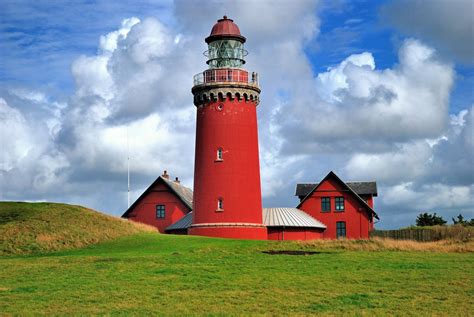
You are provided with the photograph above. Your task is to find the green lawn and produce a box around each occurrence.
[0,233,473,315]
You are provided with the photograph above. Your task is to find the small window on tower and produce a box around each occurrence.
[217,198,224,211]
[216,148,223,161]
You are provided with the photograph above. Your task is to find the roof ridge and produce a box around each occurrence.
[162,176,193,191]
[296,181,377,184]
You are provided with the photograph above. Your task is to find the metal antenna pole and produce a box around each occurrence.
[127,127,130,208]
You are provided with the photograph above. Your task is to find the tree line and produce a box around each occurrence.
[416,212,474,227]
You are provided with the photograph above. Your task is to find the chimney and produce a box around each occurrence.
[174,177,180,184]
[162,170,169,179]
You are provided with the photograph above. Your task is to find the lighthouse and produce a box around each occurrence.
[189,16,267,239]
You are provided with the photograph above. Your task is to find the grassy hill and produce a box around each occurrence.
[0,202,154,255]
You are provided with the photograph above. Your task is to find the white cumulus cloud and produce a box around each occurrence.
[279,39,455,154]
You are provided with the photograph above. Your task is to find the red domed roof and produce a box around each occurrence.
[205,16,246,44]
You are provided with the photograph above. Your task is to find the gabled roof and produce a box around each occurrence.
[295,182,377,197]
[263,208,326,229]
[122,176,193,218]
[296,171,379,220]
[165,212,193,232]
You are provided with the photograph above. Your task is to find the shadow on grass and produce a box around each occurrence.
[262,250,329,256]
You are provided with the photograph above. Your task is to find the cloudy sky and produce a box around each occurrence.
[0,0,472,228]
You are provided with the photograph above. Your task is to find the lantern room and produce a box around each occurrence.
[193,16,258,87]
[204,16,247,68]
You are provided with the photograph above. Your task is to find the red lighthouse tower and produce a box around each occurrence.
[189,16,266,239]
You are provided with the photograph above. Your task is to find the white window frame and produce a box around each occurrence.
[217,198,224,211]
[216,148,223,161]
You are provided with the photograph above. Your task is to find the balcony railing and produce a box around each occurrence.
[193,68,259,86]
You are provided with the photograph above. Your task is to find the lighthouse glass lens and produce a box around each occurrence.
[207,40,245,68]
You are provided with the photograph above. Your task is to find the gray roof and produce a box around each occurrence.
[263,208,326,228]
[165,212,193,232]
[295,181,377,197]
[165,208,327,232]
[162,177,193,210]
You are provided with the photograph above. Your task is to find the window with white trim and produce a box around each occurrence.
[217,148,223,161]
[217,198,224,210]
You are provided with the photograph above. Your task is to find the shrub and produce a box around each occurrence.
[416,212,447,226]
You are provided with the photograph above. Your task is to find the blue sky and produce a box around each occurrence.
[1,0,473,228]
[0,1,173,94]
[312,0,397,71]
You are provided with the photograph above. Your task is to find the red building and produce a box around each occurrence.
[189,16,266,239]
[122,171,192,233]
[296,171,379,239]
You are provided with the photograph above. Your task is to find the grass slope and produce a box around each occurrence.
[1,233,473,315]
[0,202,153,255]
